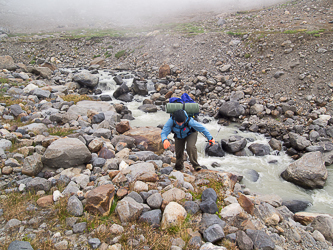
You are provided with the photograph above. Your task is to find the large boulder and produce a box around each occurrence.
[113,83,130,99]
[205,143,225,157]
[67,100,116,117]
[124,127,163,154]
[0,55,17,70]
[221,135,247,153]
[248,143,270,156]
[218,101,245,117]
[73,71,99,88]
[132,80,148,96]
[31,67,53,79]
[281,151,327,189]
[42,138,92,169]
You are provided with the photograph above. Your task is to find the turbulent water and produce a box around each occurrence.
[96,70,333,214]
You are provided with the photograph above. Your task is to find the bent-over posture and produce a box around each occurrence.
[161,109,215,171]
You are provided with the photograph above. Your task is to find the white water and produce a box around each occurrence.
[95,70,333,214]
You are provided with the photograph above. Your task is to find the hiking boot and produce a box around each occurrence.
[194,165,202,171]
[175,165,184,171]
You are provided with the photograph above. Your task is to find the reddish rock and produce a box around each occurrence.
[117,187,128,198]
[238,193,254,215]
[108,170,120,179]
[37,195,54,207]
[2,166,13,175]
[98,147,115,159]
[90,57,105,67]
[116,120,131,134]
[165,91,173,99]
[124,126,163,154]
[137,172,159,182]
[159,64,171,78]
[85,184,115,216]
[41,62,57,71]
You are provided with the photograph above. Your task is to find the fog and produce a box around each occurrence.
[0,0,288,33]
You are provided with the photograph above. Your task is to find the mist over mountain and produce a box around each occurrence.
[0,0,288,33]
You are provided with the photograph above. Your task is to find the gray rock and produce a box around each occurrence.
[246,229,275,250]
[230,91,244,101]
[245,169,260,182]
[26,177,51,192]
[274,71,284,78]
[31,88,51,98]
[92,157,106,168]
[250,104,264,115]
[100,94,112,101]
[113,75,123,85]
[310,215,333,243]
[9,104,23,117]
[205,143,225,157]
[113,83,130,99]
[42,138,92,169]
[188,236,202,249]
[248,143,270,156]
[289,132,311,151]
[139,209,162,228]
[93,128,112,139]
[116,196,144,223]
[281,151,327,189]
[236,230,253,250]
[282,200,310,213]
[67,195,84,216]
[219,101,245,117]
[147,192,162,209]
[22,153,43,176]
[111,135,136,148]
[19,123,48,134]
[184,201,200,215]
[5,218,21,230]
[133,80,148,96]
[203,224,225,243]
[0,139,12,150]
[128,191,144,203]
[31,67,52,79]
[73,71,99,88]
[88,238,101,249]
[8,240,33,250]
[62,181,80,196]
[199,213,226,234]
[221,136,247,153]
[73,222,87,233]
[200,199,219,214]
[138,104,158,113]
[160,166,173,175]
[92,113,105,124]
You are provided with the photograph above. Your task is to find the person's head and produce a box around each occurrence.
[173,109,186,125]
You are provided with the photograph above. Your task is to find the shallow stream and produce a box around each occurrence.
[94,70,333,214]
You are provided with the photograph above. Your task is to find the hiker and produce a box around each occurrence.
[161,109,215,171]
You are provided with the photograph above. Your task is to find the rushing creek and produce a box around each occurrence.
[89,70,333,214]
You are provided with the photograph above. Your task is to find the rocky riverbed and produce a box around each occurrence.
[0,0,333,249]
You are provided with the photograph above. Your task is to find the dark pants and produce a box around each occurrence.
[175,132,200,169]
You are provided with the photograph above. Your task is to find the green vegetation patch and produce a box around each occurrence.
[115,50,127,59]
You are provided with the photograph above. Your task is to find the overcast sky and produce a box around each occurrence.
[0,0,288,32]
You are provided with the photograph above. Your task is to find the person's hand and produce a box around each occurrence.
[209,139,216,146]
[163,140,171,149]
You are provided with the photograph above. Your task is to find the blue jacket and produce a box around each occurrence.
[161,111,213,142]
